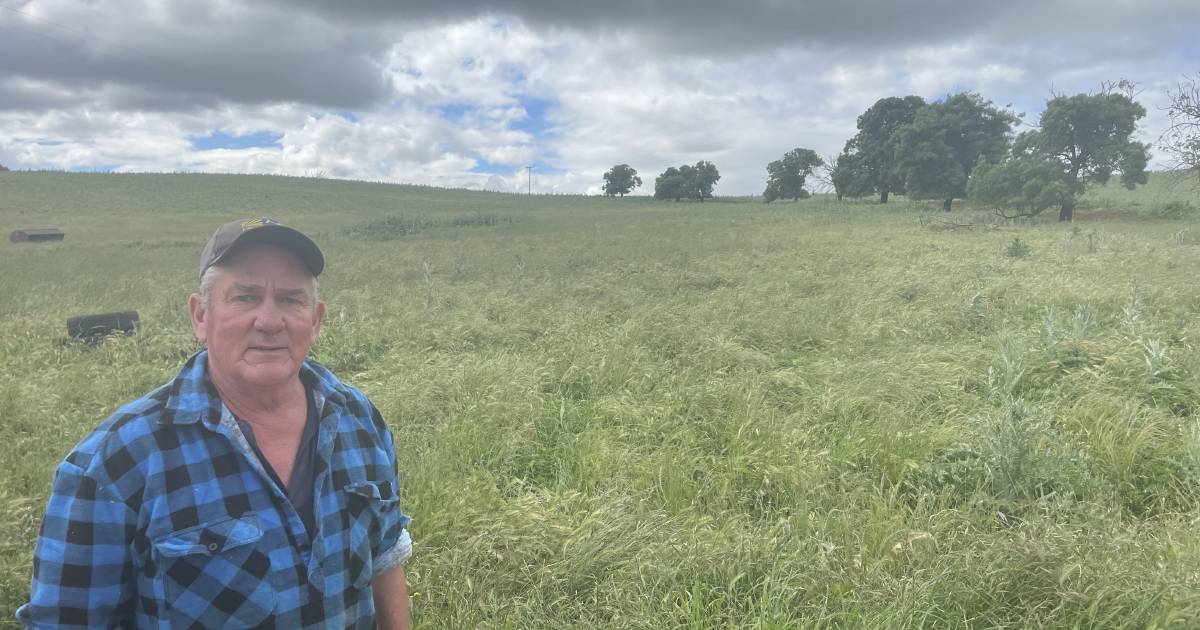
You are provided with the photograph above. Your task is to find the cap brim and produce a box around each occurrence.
[213,224,325,277]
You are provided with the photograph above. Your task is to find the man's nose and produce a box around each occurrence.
[253,299,286,332]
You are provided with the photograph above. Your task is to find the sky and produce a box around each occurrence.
[0,0,1197,195]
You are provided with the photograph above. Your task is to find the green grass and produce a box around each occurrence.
[2,170,1200,627]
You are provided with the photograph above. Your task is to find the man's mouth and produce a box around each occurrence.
[249,345,287,352]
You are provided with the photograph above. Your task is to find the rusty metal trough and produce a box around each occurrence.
[10,228,65,243]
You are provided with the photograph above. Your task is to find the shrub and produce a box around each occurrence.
[1004,237,1032,258]
[343,213,514,239]
[1151,200,1196,220]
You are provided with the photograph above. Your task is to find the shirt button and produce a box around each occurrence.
[207,542,220,552]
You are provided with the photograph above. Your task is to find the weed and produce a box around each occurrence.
[1004,237,1031,258]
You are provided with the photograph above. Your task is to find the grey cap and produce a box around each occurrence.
[198,218,324,281]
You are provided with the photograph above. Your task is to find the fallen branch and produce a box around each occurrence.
[920,215,976,231]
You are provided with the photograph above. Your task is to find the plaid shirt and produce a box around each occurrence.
[17,350,411,629]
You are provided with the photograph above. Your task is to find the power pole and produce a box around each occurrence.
[525,165,533,195]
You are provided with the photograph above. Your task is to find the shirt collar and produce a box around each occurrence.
[161,349,344,425]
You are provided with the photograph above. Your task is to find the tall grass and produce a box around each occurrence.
[1,171,1199,627]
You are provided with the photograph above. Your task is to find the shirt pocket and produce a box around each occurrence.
[151,514,276,628]
[343,481,400,589]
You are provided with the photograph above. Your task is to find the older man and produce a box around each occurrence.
[18,218,412,629]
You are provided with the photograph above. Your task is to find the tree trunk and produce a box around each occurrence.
[1061,166,1082,222]
[1059,198,1075,222]
[880,189,890,204]
[943,198,953,212]
[836,193,843,201]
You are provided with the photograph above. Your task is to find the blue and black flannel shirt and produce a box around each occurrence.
[17,350,412,629]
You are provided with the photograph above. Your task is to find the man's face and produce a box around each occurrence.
[189,245,325,390]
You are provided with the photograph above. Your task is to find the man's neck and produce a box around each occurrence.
[207,358,307,432]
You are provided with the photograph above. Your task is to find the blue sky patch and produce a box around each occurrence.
[436,96,562,176]
[438,103,474,121]
[190,130,283,151]
[501,63,527,85]
[512,97,556,136]
[470,158,564,176]
[529,159,564,175]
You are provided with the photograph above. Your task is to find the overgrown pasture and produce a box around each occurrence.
[2,171,1200,627]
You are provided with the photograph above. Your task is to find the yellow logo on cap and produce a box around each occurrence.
[240,218,279,230]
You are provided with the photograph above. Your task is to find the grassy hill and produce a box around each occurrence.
[1,171,1199,627]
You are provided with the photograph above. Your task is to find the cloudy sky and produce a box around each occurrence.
[1,0,1197,195]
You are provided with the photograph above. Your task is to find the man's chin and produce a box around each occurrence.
[237,359,300,385]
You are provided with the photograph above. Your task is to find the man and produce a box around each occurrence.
[18,218,412,629]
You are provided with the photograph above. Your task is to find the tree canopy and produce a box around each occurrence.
[602,164,642,197]
[763,148,823,202]
[894,92,1018,211]
[654,166,687,201]
[968,147,1071,219]
[831,151,871,201]
[835,95,926,203]
[1026,86,1149,220]
[654,161,720,202]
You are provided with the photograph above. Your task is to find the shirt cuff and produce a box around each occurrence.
[373,528,412,576]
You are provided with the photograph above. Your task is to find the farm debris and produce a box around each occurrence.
[10,228,65,243]
[67,310,140,341]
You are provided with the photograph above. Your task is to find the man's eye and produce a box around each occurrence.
[282,296,302,304]
[233,295,259,303]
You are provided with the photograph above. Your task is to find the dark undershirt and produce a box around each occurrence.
[235,385,320,538]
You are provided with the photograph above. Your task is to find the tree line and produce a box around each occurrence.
[827,83,1151,221]
[602,160,722,201]
[601,75,1200,221]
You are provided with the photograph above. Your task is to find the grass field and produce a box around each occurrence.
[2,170,1200,628]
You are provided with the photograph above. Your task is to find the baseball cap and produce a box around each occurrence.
[198,218,324,281]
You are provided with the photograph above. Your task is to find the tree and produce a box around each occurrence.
[836,96,926,203]
[763,148,823,202]
[0,164,8,172]
[894,92,1019,211]
[656,161,720,201]
[831,151,871,201]
[968,143,1072,219]
[654,166,686,201]
[1161,74,1200,182]
[602,163,642,197]
[1026,84,1150,221]
[690,160,720,201]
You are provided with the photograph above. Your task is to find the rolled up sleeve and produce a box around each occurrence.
[373,528,412,576]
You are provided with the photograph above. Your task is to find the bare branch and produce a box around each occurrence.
[1159,73,1200,183]
[808,153,838,194]
[920,215,976,231]
[992,207,1047,220]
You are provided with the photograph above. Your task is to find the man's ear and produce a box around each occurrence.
[311,300,326,342]
[188,293,208,344]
